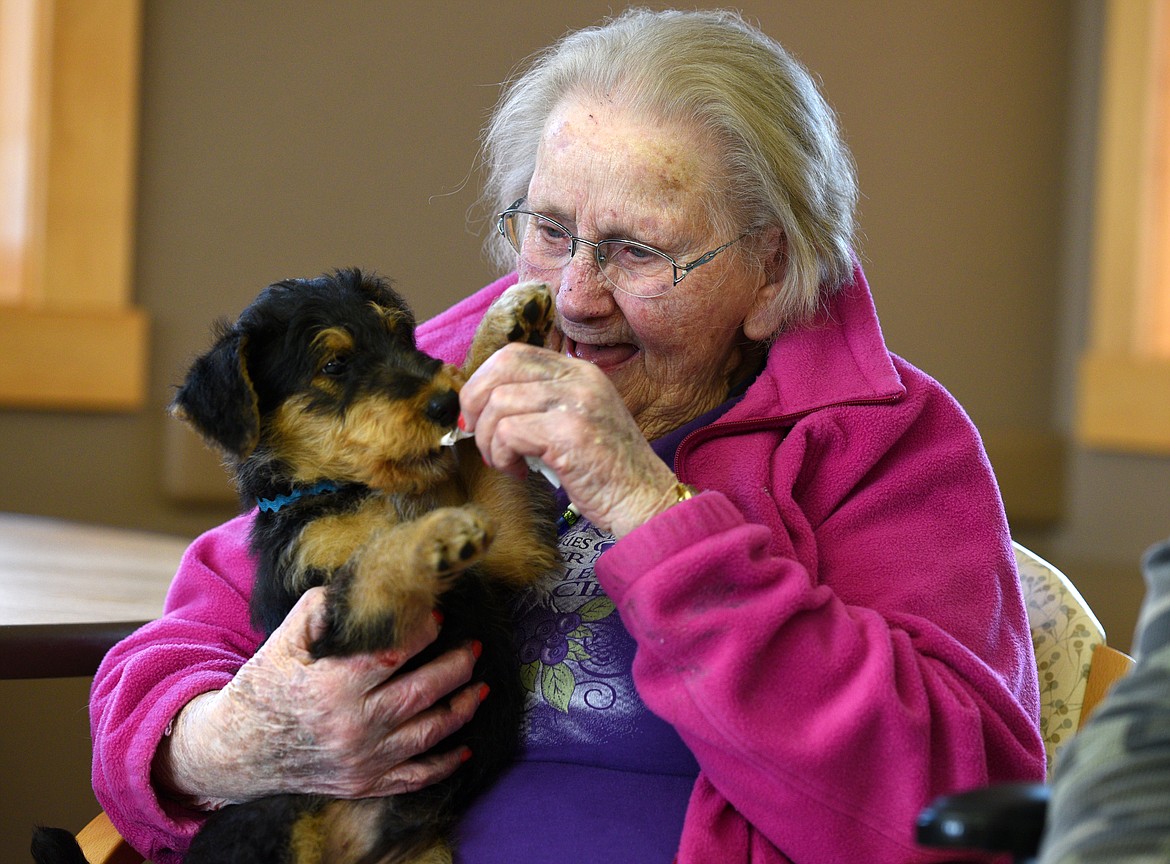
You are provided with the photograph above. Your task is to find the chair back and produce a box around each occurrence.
[1014,542,1108,772]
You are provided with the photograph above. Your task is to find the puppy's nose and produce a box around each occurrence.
[425,389,460,427]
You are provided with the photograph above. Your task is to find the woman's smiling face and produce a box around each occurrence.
[520,97,774,440]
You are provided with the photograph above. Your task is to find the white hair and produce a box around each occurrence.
[479,7,859,329]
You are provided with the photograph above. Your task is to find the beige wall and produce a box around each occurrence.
[0,1,1081,535]
[5,2,1170,858]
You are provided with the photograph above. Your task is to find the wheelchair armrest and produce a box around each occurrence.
[916,782,1049,861]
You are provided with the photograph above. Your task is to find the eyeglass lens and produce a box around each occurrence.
[502,211,676,298]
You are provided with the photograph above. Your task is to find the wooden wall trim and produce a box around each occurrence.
[0,0,145,412]
[0,306,147,410]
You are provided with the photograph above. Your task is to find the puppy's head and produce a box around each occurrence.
[172,269,464,496]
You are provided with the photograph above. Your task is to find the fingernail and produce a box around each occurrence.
[470,639,483,660]
[432,609,444,626]
[457,413,466,431]
[460,747,473,763]
[478,684,491,703]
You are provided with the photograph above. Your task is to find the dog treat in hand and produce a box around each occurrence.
[439,427,562,488]
[439,428,470,447]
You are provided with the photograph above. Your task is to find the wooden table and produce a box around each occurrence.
[0,513,191,678]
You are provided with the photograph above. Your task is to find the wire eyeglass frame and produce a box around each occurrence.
[497,198,745,298]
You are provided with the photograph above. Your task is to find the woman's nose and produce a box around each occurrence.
[554,253,616,322]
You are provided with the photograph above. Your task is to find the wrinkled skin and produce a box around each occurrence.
[154,587,484,807]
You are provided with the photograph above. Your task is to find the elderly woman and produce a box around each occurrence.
[90,8,1044,863]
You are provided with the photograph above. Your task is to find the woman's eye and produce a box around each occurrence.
[322,357,348,377]
[606,241,658,269]
[537,223,568,243]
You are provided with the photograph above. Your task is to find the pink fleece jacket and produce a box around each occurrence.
[90,266,1043,863]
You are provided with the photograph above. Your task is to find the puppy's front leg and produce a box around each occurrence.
[462,281,553,375]
[309,506,494,657]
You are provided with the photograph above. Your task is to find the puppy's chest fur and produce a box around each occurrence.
[249,444,553,654]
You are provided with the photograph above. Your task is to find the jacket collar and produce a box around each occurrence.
[722,262,905,426]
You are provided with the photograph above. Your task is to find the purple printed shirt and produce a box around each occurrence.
[455,406,737,862]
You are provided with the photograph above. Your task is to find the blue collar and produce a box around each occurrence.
[257,480,340,513]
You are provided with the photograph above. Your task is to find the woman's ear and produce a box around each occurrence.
[743,228,786,341]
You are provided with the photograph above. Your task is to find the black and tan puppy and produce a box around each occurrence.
[173,269,557,864]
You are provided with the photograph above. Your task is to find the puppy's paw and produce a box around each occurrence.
[464,281,553,373]
[418,505,494,578]
[501,280,554,347]
[311,508,493,657]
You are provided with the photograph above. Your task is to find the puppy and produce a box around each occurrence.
[171,271,556,863]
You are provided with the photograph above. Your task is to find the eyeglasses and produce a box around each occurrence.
[496,198,745,299]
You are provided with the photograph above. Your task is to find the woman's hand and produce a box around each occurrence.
[153,586,484,809]
[458,343,681,538]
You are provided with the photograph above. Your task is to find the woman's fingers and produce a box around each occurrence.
[362,680,486,797]
[461,344,601,467]
[191,590,483,801]
[459,343,566,472]
[373,740,473,796]
[264,584,330,665]
[309,644,484,799]
[459,342,678,536]
[367,639,481,727]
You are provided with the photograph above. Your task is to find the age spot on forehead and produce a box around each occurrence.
[637,144,697,193]
[579,114,701,183]
[536,98,719,231]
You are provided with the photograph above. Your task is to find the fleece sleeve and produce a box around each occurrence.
[596,391,1045,863]
[89,514,263,864]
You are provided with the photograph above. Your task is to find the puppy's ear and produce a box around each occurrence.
[170,324,260,459]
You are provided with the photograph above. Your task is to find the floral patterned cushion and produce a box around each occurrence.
[1014,541,1106,773]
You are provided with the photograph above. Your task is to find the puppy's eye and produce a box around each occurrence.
[321,356,349,377]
